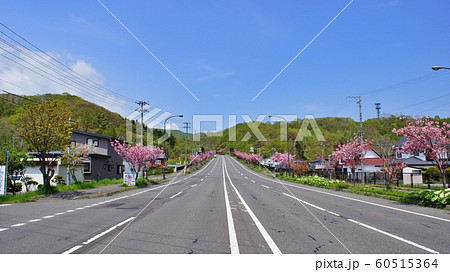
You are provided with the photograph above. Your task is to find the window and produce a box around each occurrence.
[87,138,93,145]
[108,164,114,171]
[82,162,91,174]
[117,165,123,174]
[71,140,76,146]
[93,140,99,147]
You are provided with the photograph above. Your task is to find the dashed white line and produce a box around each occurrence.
[251,180,256,183]
[66,210,75,213]
[54,212,65,216]
[245,177,248,179]
[0,228,8,232]
[347,219,439,254]
[261,185,270,189]
[62,245,83,254]
[82,217,135,246]
[75,207,84,210]
[191,184,197,188]
[28,219,42,223]
[11,223,26,227]
[169,192,183,199]
[42,215,55,219]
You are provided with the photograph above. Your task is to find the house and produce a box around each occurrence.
[394,136,438,169]
[70,130,124,181]
[339,144,384,174]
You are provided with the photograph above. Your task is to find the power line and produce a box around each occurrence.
[0,22,136,103]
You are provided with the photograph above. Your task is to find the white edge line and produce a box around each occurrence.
[224,159,282,254]
[231,156,450,224]
[222,157,240,254]
[347,219,440,254]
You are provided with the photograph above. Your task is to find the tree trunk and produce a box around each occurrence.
[443,172,447,189]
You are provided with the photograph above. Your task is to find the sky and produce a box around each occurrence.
[0,0,449,132]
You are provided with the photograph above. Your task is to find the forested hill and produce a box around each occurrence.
[1,92,448,160]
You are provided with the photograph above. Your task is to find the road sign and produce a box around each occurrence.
[0,166,6,196]
[123,172,136,186]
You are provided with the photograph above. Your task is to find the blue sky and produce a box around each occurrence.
[0,0,449,132]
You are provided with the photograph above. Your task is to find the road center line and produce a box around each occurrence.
[224,159,282,254]
[28,219,42,222]
[62,245,83,254]
[11,223,26,227]
[0,228,7,232]
[222,157,240,254]
[261,185,270,189]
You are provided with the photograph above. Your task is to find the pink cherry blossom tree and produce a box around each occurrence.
[235,150,262,165]
[382,159,406,190]
[111,140,164,178]
[270,152,294,171]
[393,117,450,188]
[332,137,368,182]
[189,150,216,165]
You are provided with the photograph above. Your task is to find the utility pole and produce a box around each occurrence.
[135,101,149,145]
[375,102,381,119]
[349,96,363,143]
[183,122,191,174]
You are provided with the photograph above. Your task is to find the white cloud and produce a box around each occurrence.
[70,60,104,85]
[0,46,131,116]
[165,122,180,131]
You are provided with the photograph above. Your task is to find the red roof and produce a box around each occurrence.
[363,158,384,165]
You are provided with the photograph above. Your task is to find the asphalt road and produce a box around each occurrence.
[0,155,449,254]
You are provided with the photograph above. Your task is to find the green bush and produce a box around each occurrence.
[294,175,348,189]
[413,188,450,208]
[135,178,151,187]
[52,175,65,185]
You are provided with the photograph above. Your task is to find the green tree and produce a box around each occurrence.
[18,99,72,188]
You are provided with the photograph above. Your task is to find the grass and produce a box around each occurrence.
[234,156,447,209]
[0,178,123,204]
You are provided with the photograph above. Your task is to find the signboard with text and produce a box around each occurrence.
[123,172,136,186]
[0,166,6,196]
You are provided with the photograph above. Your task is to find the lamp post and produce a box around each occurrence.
[269,115,290,175]
[163,114,183,180]
[432,66,450,71]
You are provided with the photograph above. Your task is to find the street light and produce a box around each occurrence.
[163,114,183,180]
[269,115,291,175]
[432,66,450,71]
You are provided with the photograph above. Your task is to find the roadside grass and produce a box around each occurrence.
[0,178,122,204]
[234,157,449,209]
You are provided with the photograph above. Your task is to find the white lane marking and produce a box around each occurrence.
[28,219,42,223]
[224,160,282,254]
[83,206,92,208]
[82,217,135,246]
[42,215,55,219]
[54,212,65,216]
[11,223,26,227]
[231,156,450,224]
[251,180,256,183]
[201,179,204,181]
[283,193,327,212]
[76,208,84,210]
[261,185,270,189]
[0,228,7,232]
[282,193,438,253]
[66,210,75,213]
[191,184,197,188]
[347,219,439,254]
[245,177,248,179]
[169,192,183,199]
[222,158,240,254]
[131,191,145,196]
[62,245,83,254]
[0,204,12,207]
